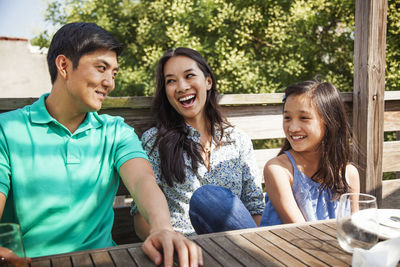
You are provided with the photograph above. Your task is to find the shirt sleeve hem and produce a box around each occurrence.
[116,152,149,172]
[0,184,9,198]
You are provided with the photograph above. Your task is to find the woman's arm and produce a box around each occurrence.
[236,129,265,222]
[252,215,262,226]
[264,157,306,224]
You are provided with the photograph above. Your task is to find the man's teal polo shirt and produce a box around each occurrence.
[0,94,148,257]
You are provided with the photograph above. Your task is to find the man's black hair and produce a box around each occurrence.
[47,22,123,84]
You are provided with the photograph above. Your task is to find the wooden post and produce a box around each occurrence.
[397,131,400,179]
[353,0,388,206]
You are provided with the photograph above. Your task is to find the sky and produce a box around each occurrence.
[0,0,56,40]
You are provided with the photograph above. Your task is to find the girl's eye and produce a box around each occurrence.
[166,79,175,84]
[98,66,106,72]
[301,116,310,120]
[283,116,290,120]
[186,73,195,78]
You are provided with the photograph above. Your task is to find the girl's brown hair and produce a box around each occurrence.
[280,80,351,199]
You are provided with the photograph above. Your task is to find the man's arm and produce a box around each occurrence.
[0,193,32,265]
[0,193,6,219]
[133,213,150,241]
[119,158,202,267]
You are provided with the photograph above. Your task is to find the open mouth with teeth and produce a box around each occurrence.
[291,135,306,140]
[179,94,196,108]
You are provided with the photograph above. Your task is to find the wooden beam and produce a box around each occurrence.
[353,0,388,205]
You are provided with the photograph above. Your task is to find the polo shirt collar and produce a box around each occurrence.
[30,93,103,134]
[30,93,54,124]
[75,112,103,134]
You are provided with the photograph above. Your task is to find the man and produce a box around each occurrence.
[0,22,202,267]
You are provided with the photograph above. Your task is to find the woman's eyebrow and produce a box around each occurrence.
[165,68,195,78]
[183,68,195,73]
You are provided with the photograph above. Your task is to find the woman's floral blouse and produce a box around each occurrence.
[131,125,264,236]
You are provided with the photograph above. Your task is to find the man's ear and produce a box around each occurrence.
[55,55,70,80]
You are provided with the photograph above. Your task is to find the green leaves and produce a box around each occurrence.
[386,0,400,91]
[35,0,399,95]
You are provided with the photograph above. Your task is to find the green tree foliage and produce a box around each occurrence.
[386,0,400,91]
[31,0,399,96]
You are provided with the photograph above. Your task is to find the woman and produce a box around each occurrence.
[131,47,264,239]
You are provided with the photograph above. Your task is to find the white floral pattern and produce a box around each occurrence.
[131,125,265,236]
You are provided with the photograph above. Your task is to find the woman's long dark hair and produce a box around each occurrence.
[151,47,231,186]
[279,80,352,199]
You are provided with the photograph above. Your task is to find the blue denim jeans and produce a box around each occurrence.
[189,184,257,234]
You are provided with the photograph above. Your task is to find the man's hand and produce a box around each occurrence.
[141,228,203,267]
[0,247,31,267]
[119,160,202,266]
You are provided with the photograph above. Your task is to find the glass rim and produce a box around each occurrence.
[340,192,377,202]
[0,223,21,237]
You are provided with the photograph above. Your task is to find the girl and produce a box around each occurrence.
[131,47,264,238]
[260,80,360,226]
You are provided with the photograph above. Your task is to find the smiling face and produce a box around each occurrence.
[163,56,212,126]
[283,93,326,153]
[64,48,118,113]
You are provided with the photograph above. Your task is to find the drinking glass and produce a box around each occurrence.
[0,223,27,267]
[336,193,379,253]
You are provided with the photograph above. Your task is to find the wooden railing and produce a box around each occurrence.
[97,92,400,178]
[3,92,399,190]
[1,92,399,244]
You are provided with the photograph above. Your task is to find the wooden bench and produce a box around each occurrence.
[1,92,400,244]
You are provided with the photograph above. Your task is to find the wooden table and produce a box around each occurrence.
[30,220,354,266]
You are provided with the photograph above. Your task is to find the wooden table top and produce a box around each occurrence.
[30,220,353,267]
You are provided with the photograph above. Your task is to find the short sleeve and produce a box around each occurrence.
[0,123,11,197]
[113,119,149,172]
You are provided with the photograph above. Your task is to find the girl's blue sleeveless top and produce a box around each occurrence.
[260,151,339,226]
